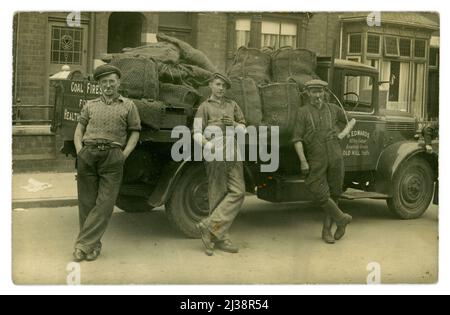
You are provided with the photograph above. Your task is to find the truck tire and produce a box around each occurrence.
[165,164,210,238]
[115,194,154,213]
[387,157,434,219]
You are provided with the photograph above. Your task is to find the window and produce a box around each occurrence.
[367,34,381,55]
[158,13,194,45]
[235,18,251,49]
[380,61,410,112]
[415,39,426,58]
[429,48,439,67]
[343,74,374,113]
[412,63,426,117]
[365,59,380,86]
[348,34,362,54]
[261,21,297,49]
[384,36,399,57]
[399,38,412,57]
[50,26,83,64]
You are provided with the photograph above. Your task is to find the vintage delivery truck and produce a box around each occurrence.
[51,57,438,238]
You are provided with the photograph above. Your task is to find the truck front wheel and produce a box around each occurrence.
[165,164,210,238]
[387,157,434,219]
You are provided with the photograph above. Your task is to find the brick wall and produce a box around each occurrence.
[195,13,229,72]
[305,13,341,57]
[14,13,48,106]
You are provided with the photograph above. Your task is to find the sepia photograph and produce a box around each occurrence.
[10,10,439,286]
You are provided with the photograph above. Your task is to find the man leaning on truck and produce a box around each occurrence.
[72,64,141,262]
[293,79,355,244]
[193,72,247,256]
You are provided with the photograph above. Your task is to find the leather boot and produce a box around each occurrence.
[196,222,215,256]
[321,198,352,229]
[321,214,335,244]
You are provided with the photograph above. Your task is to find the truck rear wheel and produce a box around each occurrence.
[115,194,154,213]
[387,157,434,219]
[165,164,209,238]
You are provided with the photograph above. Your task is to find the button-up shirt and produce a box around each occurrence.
[193,97,246,135]
[79,95,141,146]
[292,102,347,146]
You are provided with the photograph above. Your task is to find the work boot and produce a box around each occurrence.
[196,222,215,256]
[215,239,239,253]
[72,249,86,262]
[321,214,335,244]
[321,198,352,235]
[329,197,349,240]
[85,248,101,262]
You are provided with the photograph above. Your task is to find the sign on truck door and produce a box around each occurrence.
[338,71,384,172]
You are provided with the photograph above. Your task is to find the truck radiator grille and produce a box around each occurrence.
[386,122,416,131]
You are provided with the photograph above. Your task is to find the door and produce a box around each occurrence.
[47,21,89,76]
[338,71,384,172]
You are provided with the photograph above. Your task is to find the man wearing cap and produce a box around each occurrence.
[292,79,356,244]
[193,73,247,256]
[72,64,141,262]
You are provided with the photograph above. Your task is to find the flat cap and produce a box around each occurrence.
[209,72,231,89]
[93,64,122,81]
[304,79,328,89]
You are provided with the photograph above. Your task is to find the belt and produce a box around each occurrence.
[83,140,122,151]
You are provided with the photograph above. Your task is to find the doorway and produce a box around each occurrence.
[108,12,144,53]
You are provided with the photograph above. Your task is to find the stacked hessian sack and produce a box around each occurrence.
[226,45,319,140]
[100,33,217,131]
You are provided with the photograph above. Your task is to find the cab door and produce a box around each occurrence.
[336,71,385,172]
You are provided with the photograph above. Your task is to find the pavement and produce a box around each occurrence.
[12,200,438,284]
[11,172,438,284]
[12,172,78,209]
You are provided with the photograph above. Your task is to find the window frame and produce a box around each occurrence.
[414,39,427,60]
[50,25,84,65]
[260,20,298,49]
[384,36,400,57]
[399,38,412,58]
[348,33,363,55]
[366,33,381,56]
[429,47,439,68]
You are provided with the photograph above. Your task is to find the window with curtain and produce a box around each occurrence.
[381,60,410,112]
[261,21,297,49]
[235,18,251,49]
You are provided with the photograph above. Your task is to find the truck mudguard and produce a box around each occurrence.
[375,140,438,194]
[148,160,257,208]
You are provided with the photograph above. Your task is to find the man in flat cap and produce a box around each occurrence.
[193,73,247,256]
[72,64,141,262]
[292,79,356,244]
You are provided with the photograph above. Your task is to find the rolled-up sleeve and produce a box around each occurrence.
[127,101,141,132]
[78,101,90,126]
[292,109,307,144]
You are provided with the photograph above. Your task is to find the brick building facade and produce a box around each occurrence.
[12,12,439,172]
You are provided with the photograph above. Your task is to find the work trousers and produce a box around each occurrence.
[202,160,245,241]
[75,146,124,253]
[305,139,344,206]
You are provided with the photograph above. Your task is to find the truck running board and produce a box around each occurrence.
[341,189,389,200]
